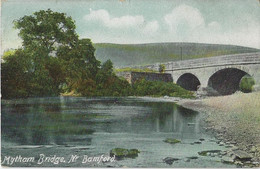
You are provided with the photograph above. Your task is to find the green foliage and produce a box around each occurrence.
[95,60,133,96]
[239,76,255,93]
[2,9,79,99]
[2,10,104,99]
[13,9,78,54]
[132,79,194,98]
[57,38,101,95]
[1,49,32,98]
[2,49,16,60]
[1,49,64,98]
[2,10,194,99]
[159,64,166,73]
[102,59,114,74]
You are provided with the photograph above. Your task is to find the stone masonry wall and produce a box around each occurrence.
[116,71,173,84]
[132,52,260,71]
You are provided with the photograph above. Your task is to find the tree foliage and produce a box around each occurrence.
[58,38,101,95]
[159,64,166,73]
[95,60,133,96]
[14,9,78,55]
[2,9,132,99]
[239,76,255,93]
[1,49,31,98]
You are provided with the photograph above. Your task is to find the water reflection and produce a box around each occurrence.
[2,97,201,146]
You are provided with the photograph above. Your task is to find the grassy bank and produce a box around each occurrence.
[61,79,195,99]
[132,79,194,98]
[179,92,260,162]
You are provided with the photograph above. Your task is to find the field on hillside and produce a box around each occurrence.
[94,42,259,67]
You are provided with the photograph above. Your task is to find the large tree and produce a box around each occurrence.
[14,9,78,55]
[2,9,131,98]
[11,9,85,97]
[2,9,80,98]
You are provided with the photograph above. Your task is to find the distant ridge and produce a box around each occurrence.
[93,42,260,68]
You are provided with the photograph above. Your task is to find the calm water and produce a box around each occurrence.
[1,97,235,167]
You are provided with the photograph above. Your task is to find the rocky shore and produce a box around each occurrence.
[178,92,260,167]
[136,92,260,167]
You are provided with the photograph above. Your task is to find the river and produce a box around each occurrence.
[1,97,236,167]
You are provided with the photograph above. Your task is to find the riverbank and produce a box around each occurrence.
[136,92,260,166]
[178,92,260,166]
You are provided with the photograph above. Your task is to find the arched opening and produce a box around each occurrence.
[208,68,253,95]
[177,73,201,91]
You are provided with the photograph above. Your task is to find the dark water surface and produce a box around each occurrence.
[1,97,235,167]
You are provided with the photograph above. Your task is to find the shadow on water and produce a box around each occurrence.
[2,98,95,146]
[2,97,201,146]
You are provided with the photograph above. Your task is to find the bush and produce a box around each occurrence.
[94,60,133,97]
[132,79,194,98]
[159,64,166,73]
[239,76,255,93]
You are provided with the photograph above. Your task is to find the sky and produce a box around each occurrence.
[1,0,260,54]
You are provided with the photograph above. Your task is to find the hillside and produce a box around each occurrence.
[93,42,260,68]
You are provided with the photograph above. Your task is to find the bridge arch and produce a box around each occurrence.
[177,73,201,91]
[207,68,253,95]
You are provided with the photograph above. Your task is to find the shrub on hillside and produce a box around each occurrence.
[159,64,166,73]
[239,76,255,93]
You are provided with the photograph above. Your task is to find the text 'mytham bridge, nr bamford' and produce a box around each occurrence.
[137,52,260,95]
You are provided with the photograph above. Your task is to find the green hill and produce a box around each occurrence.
[93,42,260,68]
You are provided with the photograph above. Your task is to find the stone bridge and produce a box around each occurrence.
[137,52,260,95]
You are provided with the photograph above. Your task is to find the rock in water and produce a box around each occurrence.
[163,157,180,165]
[184,159,190,162]
[194,141,202,144]
[187,156,199,160]
[232,150,253,161]
[219,142,225,146]
[221,156,234,164]
[234,161,243,166]
[163,138,181,144]
[198,150,221,156]
[220,151,227,156]
[110,148,140,159]
[250,146,256,153]
[225,145,233,148]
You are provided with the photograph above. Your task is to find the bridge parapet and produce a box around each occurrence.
[134,52,260,71]
[165,52,260,71]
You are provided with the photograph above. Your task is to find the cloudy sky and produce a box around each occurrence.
[1,0,260,53]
